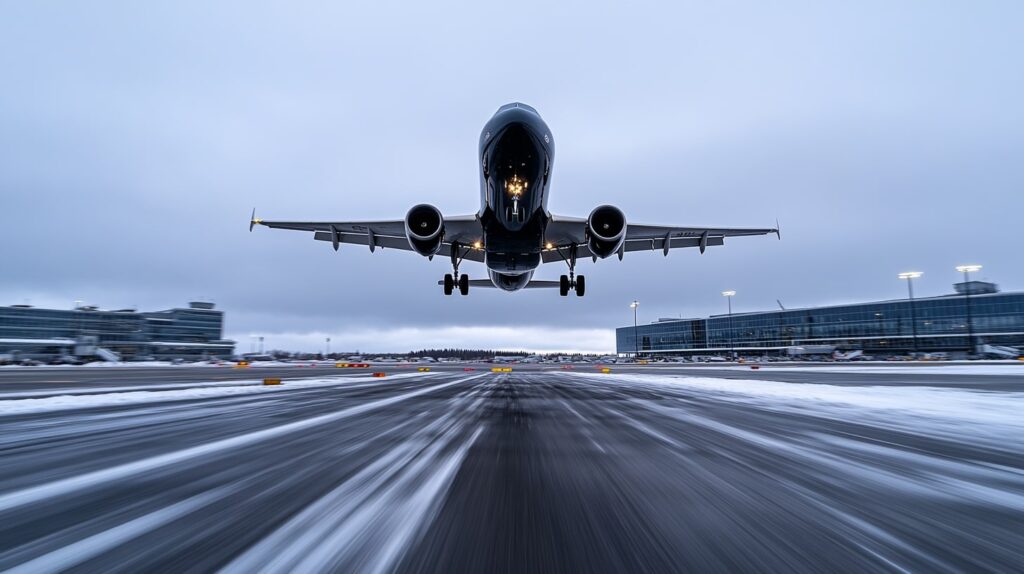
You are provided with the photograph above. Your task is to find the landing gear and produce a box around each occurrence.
[443,241,471,296]
[558,274,586,296]
[558,244,586,297]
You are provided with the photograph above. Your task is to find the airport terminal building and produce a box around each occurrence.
[0,301,235,361]
[616,281,1024,358]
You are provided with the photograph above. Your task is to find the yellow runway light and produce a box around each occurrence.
[418,367,431,372]
[263,378,281,385]
[491,367,512,373]
[600,368,612,373]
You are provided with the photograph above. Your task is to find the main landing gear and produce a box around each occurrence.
[443,273,469,296]
[558,244,586,297]
[443,242,470,296]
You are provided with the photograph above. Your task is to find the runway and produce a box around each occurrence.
[0,367,1022,572]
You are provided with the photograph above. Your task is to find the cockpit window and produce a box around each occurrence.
[486,123,544,225]
[491,125,543,202]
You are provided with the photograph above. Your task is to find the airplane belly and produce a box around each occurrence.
[488,270,534,291]
[484,251,540,274]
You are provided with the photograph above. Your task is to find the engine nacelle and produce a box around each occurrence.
[587,205,627,259]
[405,204,445,256]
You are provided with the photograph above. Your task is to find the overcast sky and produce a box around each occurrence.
[2,1,1022,353]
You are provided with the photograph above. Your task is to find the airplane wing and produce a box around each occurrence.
[250,211,485,262]
[542,215,778,263]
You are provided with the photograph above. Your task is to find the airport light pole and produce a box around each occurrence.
[630,300,640,358]
[898,272,922,357]
[722,291,736,360]
[956,265,982,355]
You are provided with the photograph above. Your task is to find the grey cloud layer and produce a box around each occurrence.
[2,1,1022,350]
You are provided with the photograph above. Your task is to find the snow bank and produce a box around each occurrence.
[724,364,1024,375]
[0,374,422,416]
[571,372,1024,445]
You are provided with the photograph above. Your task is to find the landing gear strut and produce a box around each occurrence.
[558,244,586,297]
[443,242,471,296]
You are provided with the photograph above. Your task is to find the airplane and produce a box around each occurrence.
[251,102,779,296]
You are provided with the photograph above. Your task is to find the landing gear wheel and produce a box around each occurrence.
[443,274,454,296]
[574,275,586,297]
[459,274,469,296]
[559,275,570,297]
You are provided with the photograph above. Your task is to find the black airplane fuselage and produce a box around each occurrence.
[477,103,554,291]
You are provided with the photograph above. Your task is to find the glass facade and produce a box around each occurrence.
[617,289,1024,356]
[0,302,235,360]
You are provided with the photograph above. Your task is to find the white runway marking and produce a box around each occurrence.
[0,374,484,514]
[0,377,364,399]
[224,392,488,574]
[0,374,423,414]
[3,485,234,574]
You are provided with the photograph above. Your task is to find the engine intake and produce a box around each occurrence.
[405,204,445,256]
[587,205,627,259]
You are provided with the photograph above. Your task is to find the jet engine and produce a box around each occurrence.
[587,205,627,259]
[405,204,445,256]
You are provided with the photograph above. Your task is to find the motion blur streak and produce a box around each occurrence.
[0,373,476,513]
[0,369,1022,572]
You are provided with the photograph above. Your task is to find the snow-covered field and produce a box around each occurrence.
[571,372,1024,449]
[724,364,1024,375]
[0,360,316,369]
[0,373,425,415]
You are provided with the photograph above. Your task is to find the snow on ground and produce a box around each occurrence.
[0,361,216,369]
[572,372,1024,448]
[0,374,424,416]
[0,360,396,369]
[721,364,1024,375]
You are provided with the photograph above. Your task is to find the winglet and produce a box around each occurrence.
[249,208,262,232]
[775,218,781,240]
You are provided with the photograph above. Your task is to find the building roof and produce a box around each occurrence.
[705,288,1021,320]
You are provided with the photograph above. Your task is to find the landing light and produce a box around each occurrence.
[472,241,482,249]
[506,174,527,198]
[545,242,553,250]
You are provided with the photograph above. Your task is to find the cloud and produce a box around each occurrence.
[2,1,1022,352]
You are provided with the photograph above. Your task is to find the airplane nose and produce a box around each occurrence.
[496,102,539,115]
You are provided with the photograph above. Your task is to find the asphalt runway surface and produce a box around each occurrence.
[0,366,1022,572]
